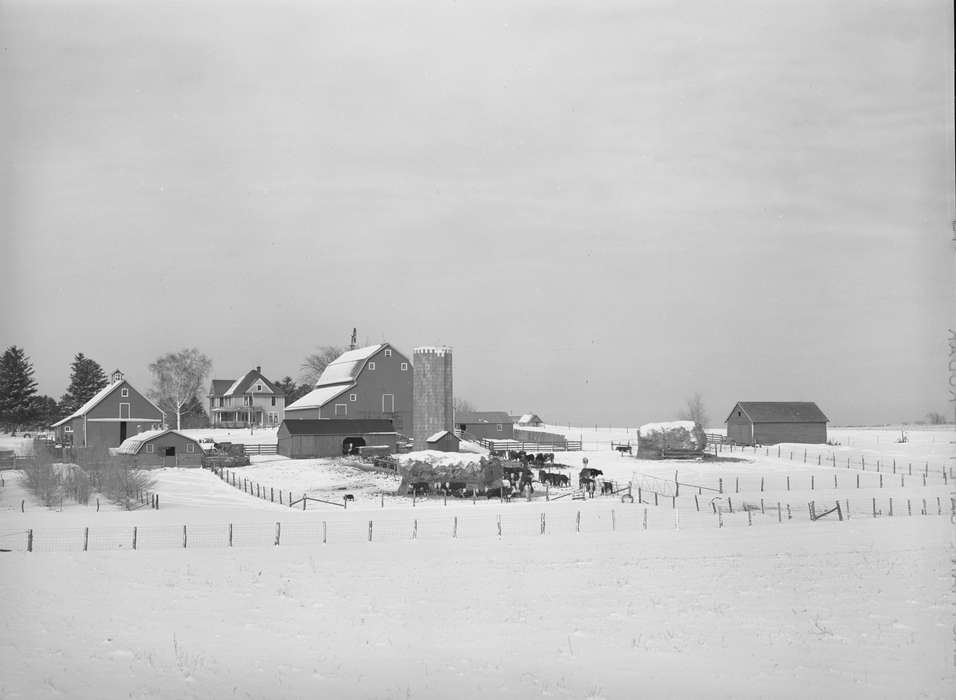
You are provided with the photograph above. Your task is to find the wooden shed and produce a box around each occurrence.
[725,402,828,446]
[114,429,204,467]
[277,419,396,459]
[425,430,460,453]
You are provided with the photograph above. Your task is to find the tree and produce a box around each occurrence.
[176,395,210,429]
[454,397,476,414]
[300,346,345,385]
[275,376,311,405]
[148,348,213,430]
[678,392,708,428]
[30,395,61,427]
[0,346,39,432]
[926,411,946,425]
[59,353,108,415]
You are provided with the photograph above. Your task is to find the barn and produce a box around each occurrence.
[725,402,828,446]
[455,411,514,441]
[114,429,204,467]
[425,430,460,453]
[277,419,397,459]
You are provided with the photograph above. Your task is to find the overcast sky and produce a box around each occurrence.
[1,0,953,427]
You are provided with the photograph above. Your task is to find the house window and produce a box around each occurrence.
[218,397,224,407]
[257,384,262,392]
[385,349,392,357]
[497,424,503,431]
[271,397,276,406]
[269,412,278,425]
[186,443,195,453]
[350,393,357,402]
[65,426,73,433]
[121,388,129,398]
[334,404,348,416]
[368,362,376,370]
[400,362,408,371]
[146,444,154,453]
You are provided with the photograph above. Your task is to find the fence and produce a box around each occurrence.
[478,438,583,452]
[5,495,951,553]
[243,444,278,456]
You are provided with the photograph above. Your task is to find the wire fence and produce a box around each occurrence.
[3,495,952,553]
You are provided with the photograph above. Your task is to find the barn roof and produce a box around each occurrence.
[116,429,200,454]
[727,402,828,424]
[315,344,386,387]
[517,413,542,425]
[51,378,164,427]
[280,419,394,435]
[285,384,352,411]
[456,411,513,425]
[426,430,460,443]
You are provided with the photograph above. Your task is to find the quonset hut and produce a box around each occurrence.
[114,429,204,467]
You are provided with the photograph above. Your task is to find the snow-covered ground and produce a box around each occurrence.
[0,434,34,456]
[0,426,952,698]
[176,427,279,445]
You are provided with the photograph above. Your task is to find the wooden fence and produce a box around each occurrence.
[243,444,278,456]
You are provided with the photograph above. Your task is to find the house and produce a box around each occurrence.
[284,344,413,433]
[277,418,397,459]
[114,429,204,467]
[517,413,544,427]
[425,430,460,453]
[725,402,828,446]
[208,367,285,428]
[455,411,514,441]
[51,370,164,451]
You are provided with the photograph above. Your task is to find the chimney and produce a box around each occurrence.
[256,365,261,374]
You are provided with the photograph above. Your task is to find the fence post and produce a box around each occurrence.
[412,519,417,540]
[279,490,283,505]
[695,494,700,512]
[718,509,723,528]
[856,474,860,489]
[271,487,274,503]
[289,491,292,508]
[643,507,648,530]
[654,492,658,507]
[83,527,89,551]
[671,496,676,509]
[811,475,814,490]
[368,520,373,542]
[497,514,502,537]
[747,509,752,526]
[611,509,616,531]
[540,513,546,535]
[786,475,790,491]
[546,483,549,502]
[787,504,792,520]
[274,522,281,546]
[817,455,821,466]
[760,477,764,492]
[97,498,100,512]
[132,526,137,550]
[808,501,815,520]
[182,525,187,548]
[735,477,739,493]
[907,499,912,516]
[322,520,327,544]
[835,501,843,521]
[27,529,32,552]
[228,523,233,547]
[834,474,837,488]
[803,449,807,463]
[728,497,733,514]
[937,497,942,516]
[718,478,723,494]
[777,502,782,523]
[303,493,307,511]
[922,498,927,516]
[760,498,765,514]
[845,500,850,519]
[922,473,927,487]
[155,495,159,510]
[908,463,912,475]
[453,516,458,538]
[637,487,642,503]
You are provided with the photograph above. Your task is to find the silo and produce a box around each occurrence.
[413,346,453,451]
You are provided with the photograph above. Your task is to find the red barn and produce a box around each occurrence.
[725,402,828,446]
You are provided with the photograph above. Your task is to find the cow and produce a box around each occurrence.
[408,482,430,497]
[600,481,615,496]
[614,444,632,455]
[552,473,570,487]
[343,494,355,502]
[447,482,468,498]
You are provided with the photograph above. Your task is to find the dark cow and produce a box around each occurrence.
[446,482,468,498]
[343,494,355,502]
[485,486,513,500]
[600,481,615,496]
[614,444,632,455]
[552,473,570,487]
[408,482,430,497]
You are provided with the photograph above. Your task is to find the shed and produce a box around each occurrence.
[277,419,396,458]
[725,402,828,446]
[455,411,514,441]
[516,413,544,427]
[114,429,204,467]
[425,430,460,453]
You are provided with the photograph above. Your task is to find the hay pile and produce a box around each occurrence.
[637,420,706,458]
[397,456,507,492]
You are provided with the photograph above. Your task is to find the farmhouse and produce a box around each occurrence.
[208,366,285,428]
[425,430,460,453]
[51,370,164,450]
[284,344,413,434]
[455,411,514,441]
[114,429,204,467]
[725,402,828,446]
[277,419,397,459]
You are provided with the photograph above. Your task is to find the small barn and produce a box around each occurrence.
[277,419,396,459]
[455,412,514,441]
[114,429,204,467]
[425,430,460,453]
[725,402,828,446]
[517,413,544,427]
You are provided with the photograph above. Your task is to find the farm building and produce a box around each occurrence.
[51,370,164,451]
[208,367,285,428]
[516,413,544,427]
[425,430,460,453]
[455,411,514,441]
[277,419,397,459]
[725,402,828,446]
[114,429,204,467]
[285,344,413,434]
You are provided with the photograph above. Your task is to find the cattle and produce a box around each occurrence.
[614,444,632,455]
[408,482,430,497]
[485,486,513,500]
[538,469,549,483]
[551,473,570,487]
[343,494,355,502]
[446,482,468,498]
[600,481,615,496]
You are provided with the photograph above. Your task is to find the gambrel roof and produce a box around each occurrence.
[726,402,828,424]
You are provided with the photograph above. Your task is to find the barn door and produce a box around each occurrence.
[382,394,394,413]
[119,403,131,419]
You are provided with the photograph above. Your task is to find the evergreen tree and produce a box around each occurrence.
[178,395,210,429]
[29,395,61,427]
[59,353,108,415]
[0,346,39,432]
[274,376,310,405]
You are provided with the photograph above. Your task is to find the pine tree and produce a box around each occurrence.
[29,395,61,427]
[60,353,108,415]
[0,346,39,432]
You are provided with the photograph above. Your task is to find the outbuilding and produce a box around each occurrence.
[425,430,460,453]
[455,411,514,441]
[277,419,396,459]
[114,429,204,467]
[725,402,828,446]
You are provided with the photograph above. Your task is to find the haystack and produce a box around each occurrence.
[397,456,507,492]
[637,420,706,458]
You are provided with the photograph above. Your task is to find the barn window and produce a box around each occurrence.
[186,443,195,453]
[368,362,376,370]
[350,393,357,402]
[146,444,154,453]
[121,388,129,398]
[400,363,408,371]
[737,411,741,417]
[497,424,503,431]
[335,404,348,416]
[385,349,392,357]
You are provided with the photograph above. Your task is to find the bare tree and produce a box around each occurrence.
[149,348,213,430]
[678,392,708,428]
[300,346,345,385]
[925,411,946,425]
[454,397,476,414]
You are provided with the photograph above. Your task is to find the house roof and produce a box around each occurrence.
[51,378,164,427]
[314,344,386,387]
[456,411,513,425]
[285,384,353,412]
[208,379,234,397]
[727,402,829,424]
[280,419,394,435]
[116,429,200,454]
[225,369,281,397]
[426,430,460,443]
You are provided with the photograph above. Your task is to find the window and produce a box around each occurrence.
[368,362,376,370]
[256,384,262,392]
[350,393,357,402]
[218,397,224,407]
[385,349,392,357]
[334,404,348,416]
[119,403,130,419]
[146,444,154,453]
[269,412,279,425]
[271,397,276,406]
[497,424,503,431]
[186,443,195,453]
[65,426,73,433]
[121,388,129,398]
[400,362,408,371]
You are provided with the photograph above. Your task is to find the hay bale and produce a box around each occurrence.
[637,420,706,458]
[397,457,507,493]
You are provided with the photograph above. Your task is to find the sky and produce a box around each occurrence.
[1,0,953,427]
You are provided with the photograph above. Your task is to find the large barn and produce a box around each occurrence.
[725,402,828,446]
[284,344,413,434]
[51,370,165,451]
[277,419,397,459]
[114,429,204,467]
